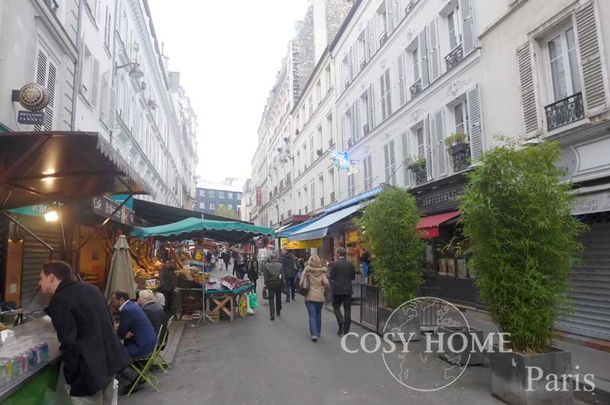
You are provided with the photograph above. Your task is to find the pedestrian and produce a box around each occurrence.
[40,260,131,403]
[235,253,246,279]
[263,252,283,321]
[281,249,297,303]
[222,250,230,272]
[300,253,329,342]
[360,249,372,284]
[159,262,177,315]
[246,254,259,291]
[330,247,356,335]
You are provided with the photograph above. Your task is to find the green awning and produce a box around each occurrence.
[131,217,275,243]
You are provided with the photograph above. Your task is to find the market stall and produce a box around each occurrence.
[130,218,274,322]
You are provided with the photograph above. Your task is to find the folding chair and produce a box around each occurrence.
[153,315,174,373]
[127,325,165,395]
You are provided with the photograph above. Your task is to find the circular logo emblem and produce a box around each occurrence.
[18,83,49,111]
[381,297,470,392]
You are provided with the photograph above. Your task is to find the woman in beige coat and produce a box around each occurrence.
[299,254,329,342]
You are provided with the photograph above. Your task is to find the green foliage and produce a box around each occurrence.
[214,204,238,219]
[405,157,427,173]
[357,188,424,307]
[460,140,585,353]
[444,132,467,146]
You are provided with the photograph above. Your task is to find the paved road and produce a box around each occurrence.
[121,269,507,405]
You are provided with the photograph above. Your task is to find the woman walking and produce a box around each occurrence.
[300,254,328,342]
[246,254,259,291]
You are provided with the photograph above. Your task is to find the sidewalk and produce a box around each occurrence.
[462,307,610,402]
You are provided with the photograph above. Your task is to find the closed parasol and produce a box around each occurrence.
[105,235,136,300]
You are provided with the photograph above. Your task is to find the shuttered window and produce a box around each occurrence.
[401,132,411,187]
[363,155,373,191]
[397,53,407,106]
[467,86,483,161]
[547,27,582,101]
[34,49,56,132]
[460,0,475,55]
[517,43,540,135]
[384,140,397,185]
[432,109,447,177]
[428,19,440,81]
[380,68,392,120]
[575,1,608,111]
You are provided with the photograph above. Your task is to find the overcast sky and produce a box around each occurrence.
[148,0,310,184]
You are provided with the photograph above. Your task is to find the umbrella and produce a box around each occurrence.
[105,235,136,301]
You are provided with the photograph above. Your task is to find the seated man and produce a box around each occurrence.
[137,289,167,337]
[112,290,157,358]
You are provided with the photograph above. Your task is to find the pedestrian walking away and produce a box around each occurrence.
[281,249,297,302]
[40,260,131,403]
[300,253,329,342]
[246,254,259,292]
[330,247,356,336]
[263,252,284,320]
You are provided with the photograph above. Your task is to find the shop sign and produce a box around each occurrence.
[8,204,48,217]
[17,110,44,125]
[256,187,261,206]
[572,191,610,215]
[280,238,323,250]
[346,230,359,243]
[416,183,465,214]
[92,196,134,226]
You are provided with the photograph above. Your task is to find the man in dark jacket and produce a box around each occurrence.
[137,289,167,337]
[40,261,131,401]
[329,247,356,335]
[112,290,157,358]
[263,252,283,320]
[281,249,297,302]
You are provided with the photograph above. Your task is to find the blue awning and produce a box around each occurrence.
[287,203,364,241]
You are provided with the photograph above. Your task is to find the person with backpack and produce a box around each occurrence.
[263,252,283,321]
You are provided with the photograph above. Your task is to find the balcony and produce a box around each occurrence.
[410,79,423,98]
[444,45,464,72]
[448,142,471,172]
[545,92,585,131]
[44,0,59,13]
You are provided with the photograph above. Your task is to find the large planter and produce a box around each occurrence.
[457,259,467,278]
[377,305,421,341]
[448,142,470,155]
[437,326,485,366]
[446,258,456,277]
[491,349,573,405]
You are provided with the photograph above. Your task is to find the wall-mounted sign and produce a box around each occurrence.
[17,110,44,125]
[280,238,323,250]
[92,196,134,226]
[18,83,49,111]
[572,190,610,215]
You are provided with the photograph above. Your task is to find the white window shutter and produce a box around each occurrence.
[36,50,47,87]
[467,86,483,162]
[401,132,412,187]
[419,29,429,87]
[398,53,406,105]
[386,0,393,32]
[91,59,100,107]
[517,43,540,135]
[433,109,447,176]
[428,19,440,81]
[460,0,475,55]
[424,115,433,179]
[368,84,375,127]
[390,140,396,185]
[575,1,608,112]
[380,74,387,119]
[44,61,57,131]
[364,24,371,60]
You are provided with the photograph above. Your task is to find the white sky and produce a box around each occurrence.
[148,0,310,184]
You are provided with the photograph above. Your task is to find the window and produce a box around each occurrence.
[358,30,367,68]
[316,80,322,104]
[227,192,233,200]
[209,203,216,210]
[308,96,313,116]
[412,46,420,82]
[199,202,205,210]
[309,136,314,164]
[348,172,356,197]
[317,126,323,153]
[376,2,388,45]
[218,191,225,198]
[325,66,332,92]
[380,68,392,120]
[311,182,316,210]
[364,155,373,190]
[397,53,407,105]
[447,7,462,50]
[453,100,469,137]
[416,126,425,158]
[199,189,205,197]
[327,113,334,147]
[547,26,581,101]
[384,140,397,185]
[209,190,216,197]
[104,6,112,50]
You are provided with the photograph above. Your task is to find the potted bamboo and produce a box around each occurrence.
[405,157,428,184]
[460,140,585,404]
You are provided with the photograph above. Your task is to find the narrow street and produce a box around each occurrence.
[121,267,501,405]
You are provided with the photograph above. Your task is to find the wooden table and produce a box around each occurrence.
[204,284,254,322]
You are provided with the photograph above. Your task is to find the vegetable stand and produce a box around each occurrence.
[205,283,254,322]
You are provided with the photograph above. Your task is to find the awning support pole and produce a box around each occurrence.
[76,194,133,252]
[2,211,55,252]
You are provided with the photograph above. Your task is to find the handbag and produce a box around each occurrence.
[298,271,310,296]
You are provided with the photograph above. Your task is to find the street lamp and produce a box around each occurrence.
[116,62,144,80]
[44,206,59,222]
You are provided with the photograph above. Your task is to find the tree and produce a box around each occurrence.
[357,188,424,307]
[215,204,238,219]
[460,140,585,353]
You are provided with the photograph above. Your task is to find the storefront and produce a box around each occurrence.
[411,172,482,308]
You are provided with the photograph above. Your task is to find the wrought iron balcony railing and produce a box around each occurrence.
[545,92,585,131]
[444,45,464,72]
[410,79,423,99]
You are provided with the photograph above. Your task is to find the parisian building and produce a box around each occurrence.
[195,180,244,218]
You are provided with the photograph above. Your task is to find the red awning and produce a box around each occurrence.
[417,211,461,239]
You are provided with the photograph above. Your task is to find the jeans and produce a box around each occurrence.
[267,285,282,318]
[305,301,323,337]
[284,277,296,301]
[333,295,352,333]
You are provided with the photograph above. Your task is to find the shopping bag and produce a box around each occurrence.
[298,272,310,296]
[248,292,259,309]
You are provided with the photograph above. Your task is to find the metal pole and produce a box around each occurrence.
[75,194,133,251]
[2,211,54,252]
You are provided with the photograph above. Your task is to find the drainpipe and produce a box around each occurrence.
[109,0,119,146]
[70,0,85,130]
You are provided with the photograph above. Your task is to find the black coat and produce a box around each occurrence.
[141,300,167,337]
[45,280,131,396]
[329,258,356,296]
[282,253,296,279]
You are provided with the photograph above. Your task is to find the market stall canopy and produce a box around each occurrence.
[131,217,275,244]
[417,211,461,239]
[133,198,252,226]
[0,131,149,210]
[286,203,364,241]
